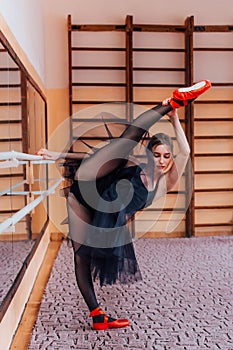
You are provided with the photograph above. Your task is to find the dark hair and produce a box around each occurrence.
[147,133,174,154]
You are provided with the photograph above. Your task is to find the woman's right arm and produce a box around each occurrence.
[165,107,190,191]
[37,148,90,161]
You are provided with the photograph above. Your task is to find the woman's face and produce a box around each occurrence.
[152,144,172,173]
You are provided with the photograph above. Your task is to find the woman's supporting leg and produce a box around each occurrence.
[68,194,117,323]
[72,242,115,324]
[76,103,172,180]
[72,243,98,310]
[67,194,98,310]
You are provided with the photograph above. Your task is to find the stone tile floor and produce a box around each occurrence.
[28,236,233,349]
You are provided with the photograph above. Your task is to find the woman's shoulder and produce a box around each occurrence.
[123,160,147,176]
[125,156,147,169]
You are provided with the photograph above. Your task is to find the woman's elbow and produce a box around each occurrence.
[179,150,190,160]
[183,145,190,157]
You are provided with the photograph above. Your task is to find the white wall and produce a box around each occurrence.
[1,0,233,88]
[0,0,45,83]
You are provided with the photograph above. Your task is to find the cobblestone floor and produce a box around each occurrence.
[28,236,233,350]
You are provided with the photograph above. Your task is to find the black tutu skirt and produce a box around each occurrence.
[77,242,142,286]
[69,164,155,286]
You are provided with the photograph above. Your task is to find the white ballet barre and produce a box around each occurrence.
[0,151,55,169]
[0,178,62,234]
[0,180,27,197]
[0,178,60,197]
[5,191,48,195]
[0,158,20,168]
[18,160,55,165]
[0,159,54,168]
[0,151,43,161]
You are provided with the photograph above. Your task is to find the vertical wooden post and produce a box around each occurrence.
[184,16,194,237]
[125,15,135,237]
[125,15,133,121]
[68,14,73,149]
[21,71,32,239]
[44,99,49,217]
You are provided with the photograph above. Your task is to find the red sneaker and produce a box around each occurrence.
[170,80,212,109]
[90,306,130,330]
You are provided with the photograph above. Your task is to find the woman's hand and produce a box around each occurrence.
[37,148,60,160]
[162,98,179,123]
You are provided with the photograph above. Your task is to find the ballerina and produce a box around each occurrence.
[38,80,211,330]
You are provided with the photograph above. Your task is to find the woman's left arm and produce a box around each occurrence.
[165,106,190,191]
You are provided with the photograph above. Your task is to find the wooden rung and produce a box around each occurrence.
[72,47,125,52]
[0,67,19,72]
[195,188,233,192]
[195,223,233,227]
[167,190,186,194]
[195,170,233,175]
[71,24,126,32]
[132,24,186,32]
[195,100,233,104]
[195,205,233,209]
[72,66,125,70]
[72,83,126,87]
[72,136,117,141]
[133,48,185,52]
[133,67,185,72]
[195,135,233,139]
[143,207,186,212]
[0,84,21,88]
[0,209,21,214]
[194,47,233,52]
[194,25,233,32]
[211,83,233,87]
[194,118,233,122]
[0,173,24,178]
[72,100,123,104]
[195,153,233,157]
[0,120,21,124]
[72,117,127,123]
[0,138,22,142]
[133,83,184,88]
[0,102,21,107]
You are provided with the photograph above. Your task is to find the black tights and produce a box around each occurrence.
[73,250,97,309]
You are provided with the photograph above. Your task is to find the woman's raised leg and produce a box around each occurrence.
[76,102,172,180]
[75,79,211,180]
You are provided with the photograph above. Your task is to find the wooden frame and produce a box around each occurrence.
[67,14,233,237]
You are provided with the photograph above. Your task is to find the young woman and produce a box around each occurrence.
[38,80,211,330]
